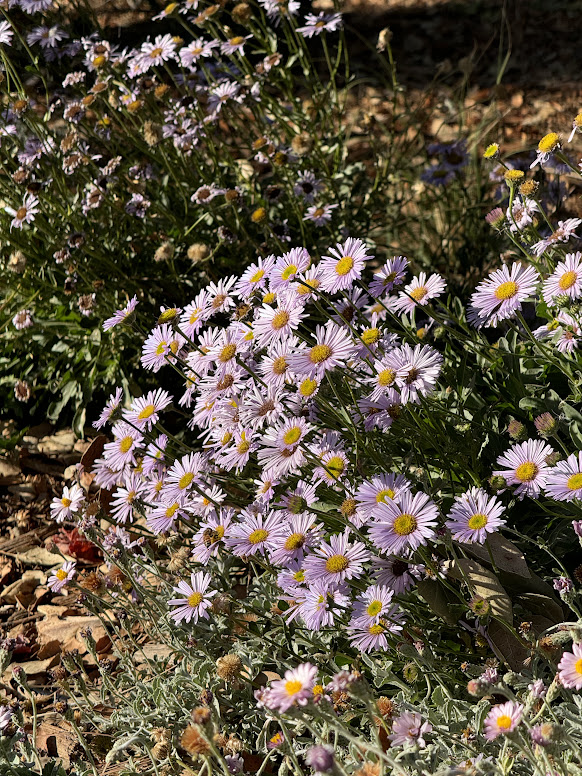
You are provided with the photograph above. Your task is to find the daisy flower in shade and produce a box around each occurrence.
[122,388,172,431]
[297,12,343,37]
[277,480,319,516]
[48,561,76,593]
[270,247,311,292]
[319,237,373,293]
[369,490,439,555]
[369,256,409,296]
[293,171,324,203]
[141,324,185,372]
[168,571,216,624]
[314,449,350,486]
[111,473,146,523]
[447,487,506,544]
[375,556,424,594]
[0,706,12,731]
[103,422,143,471]
[264,663,318,713]
[355,473,412,519]
[219,429,257,472]
[235,255,275,299]
[467,263,539,328]
[290,322,355,378]
[543,252,582,303]
[392,343,443,404]
[270,514,323,566]
[557,643,582,689]
[394,272,446,315]
[138,34,176,71]
[493,439,554,499]
[303,203,338,226]
[207,81,242,114]
[389,712,432,748]
[93,387,123,429]
[179,38,218,68]
[239,385,284,429]
[531,218,582,257]
[544,452,582,501]
[7,193,39,230]
[348,615,404,653]
[356,391,403,431]
[506,196,539,233]
[303,530,370,584]
[483,701,523,740]
[534,312,581,354]
[50,484,85,523]
[301,581,350,631]
[0,20,14,45]
[191,183,225,205]
[259,336,299,388]
[146,500,186,535]
[221,34,252,55]
[204,276,238,318]
[253,296,305,347]
[191,508,234,564]
[225,510,287,557]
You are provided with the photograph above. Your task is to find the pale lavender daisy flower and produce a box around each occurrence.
[534,312,581,354]
[0,20,14,46]
[375,556,424,594]
[544,452,582,501]
[50,484,85,523]
[110,473,146,524]
[289,322,355,378]
[531,219,582,257]
[368,256,409,296]
[235,255,275,298]
[394,272,446,315]
[168,571,216,624]
[300,581,350,631]
[483,701,523,740]
[122,388,172,430]
[447,487,506,544]
[225,510,287,557]
[254,296,305,346]
[558,643,582,689]
[270,247,311,292]
[347,616,403,653]
[542,252,582,303]
[467,263,539,328]
[303,203,338,226]
[147,500,186,534]
[319,237,373,293]
[270,514,323,566]
[355,473,412,518]
[506,196,539,233]
[263,663,317,712]
[493,439,554,499]
[297,12,343,37]
[293,171,324,203]
[103,422,143,471]
[7,193,39,230]
[369,490,439,555]
[12,309,34,330]
[179,38,218,68]
[48,560,76,593]
[392,343,443,404]
[303,530,369,584]
[389,712,432,748]
[351,584,399,624]
[103,296,139,331]
[141,324,185,372]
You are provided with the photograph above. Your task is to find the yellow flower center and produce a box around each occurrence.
[325,554,349,573]
[150,47,163,58]
[369,623,384,635]
[494,281,518,300]
[285,679,303,695]
[138,404,156,420]
[273,356,288,375]
[155,341,167,355]
[16,206,28,220]
[496,715,512,731]
[165,503,180,518]
[559,270,578,290]
[169,340,180,355]
[325,456,345,477]
[515,462,538,482]
[335,256,354,276]
[483,143,499,159]
[237,440,250,454]
[272,310,290,329]
[281,264,297,281]
[309,344,332,364]
[222,432,233,446]
[378,369,396,387]
[575,658,582,675]
[119,436,133,453]
[188,592,203,607]
[504,169,524,182]
[248,529,268,544]
[298,279,320,296]
[567,473,582,490]
[55,568,68,581]
[300,378,318,397]
[158,308,178,323]
[393,513,418,536]
[284,533,305,550]
[283,427,302,445]
[538,132,559,153]
[179,472,194,490]
[61,497,72,508]
[219,343,237,362]
[468,512,488,530]
[367,600,383,617]
[250,269,265,283]
[313,684,324,697]
[263,292,276,304]
[93,55,106,67]
[361,327,380,345]
[229,36,244,45]
[410,286,428,302]
[376,488,396,503]
[293,570,305,582]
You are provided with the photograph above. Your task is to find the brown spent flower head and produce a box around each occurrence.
[519,179,539,197]
[216,653,243,681]
[188,243,210,263]
[181,725,210,756]
[291,133,314,156]
[143,121,163,147]
[168,546,190,572]
[377,27,393,52]
[154,241,174,263]
[376,696,395,719]
[78,571,104,593]
[191,706,211,725]
[232,2,252,23]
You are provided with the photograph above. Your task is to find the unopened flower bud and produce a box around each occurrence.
[534,412,558,437]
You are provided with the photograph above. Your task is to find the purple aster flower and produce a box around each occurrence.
[369,490,438,555]
[389,711,432,748]
[318,237,372,293]
[168,571,216,624]
[263,662,318,712]
[447,487,506,544]
[50,484,85,523]
[483,701,523,740]
[543,252,582,304]
[558,643,582,689]
[467,262,539,328]
[103,296,139,331]
[47,560,76,593]
[494,439,554,499]
[303,530,369,584]
[545,452,582,501]
[297,12,343,38]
